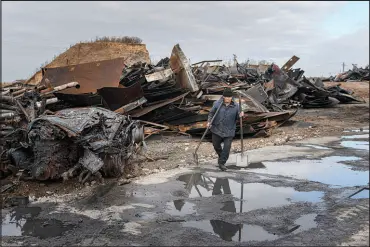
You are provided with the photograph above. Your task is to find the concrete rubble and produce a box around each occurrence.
[0,44,367,183]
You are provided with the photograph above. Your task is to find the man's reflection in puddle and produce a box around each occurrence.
[177,174,241,241]
[210,178,240,241]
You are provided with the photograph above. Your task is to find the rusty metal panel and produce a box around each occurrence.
[169,44,199,92]
[97,81,144,111]
[40,58,126,94]
[281,55,300,72]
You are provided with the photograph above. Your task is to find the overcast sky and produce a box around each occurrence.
[2,1,369,82]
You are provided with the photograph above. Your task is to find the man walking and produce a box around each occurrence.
[207,88,244,171]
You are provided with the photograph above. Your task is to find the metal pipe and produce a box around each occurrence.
[0,110,17,114]
[36,97,59,108]
[0,104,18,111]
[1,90,11,96]
[12,88,27,97]
[41,82,80,96]
[12,85,48,99]
[3,86,23,91]
[0,96,17,105]
[0,112,18,120]
[15,99,31,122]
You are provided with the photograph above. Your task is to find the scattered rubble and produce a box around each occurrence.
[322,64,370,82]
[0,43,367,184]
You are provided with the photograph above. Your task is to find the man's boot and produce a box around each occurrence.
[219,163,227,171]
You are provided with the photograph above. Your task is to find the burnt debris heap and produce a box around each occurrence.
[0,44,366,183]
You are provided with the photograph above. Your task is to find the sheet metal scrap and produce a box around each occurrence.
[332,64,370,82]
[97,81,145,111]
[281,55,300,72]
[170,44,199,92]
[40,58,126,94]
[261,62,366,109]
[325,84,365,103]
[119,60,185,102]
[6,107,144,182]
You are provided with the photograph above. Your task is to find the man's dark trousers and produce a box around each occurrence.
[212,133,233,166]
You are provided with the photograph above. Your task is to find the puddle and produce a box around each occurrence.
[290,213,318,234]
[344,129,369,133]
[135,212,158,220]
[349,188,369,199]
[341,134,369,139]
[177,174,324,212]
[303,144,331,150]
[182,220,279,242]
[219,184,323,213]
[165,200,197,216]
[227,162,266,170]
[1,206,73,239]
[340,141,369,150]
[243,156,368,187]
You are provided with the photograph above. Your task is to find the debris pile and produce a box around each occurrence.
[0,43,366,182]
[322,64,370,82]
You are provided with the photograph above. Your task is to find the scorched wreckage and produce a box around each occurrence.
[0,44,366,183]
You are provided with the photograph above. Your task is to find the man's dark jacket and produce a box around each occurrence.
[208,98,240,138]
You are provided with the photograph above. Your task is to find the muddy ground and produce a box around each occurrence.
[1,81,369,204]
[1,133,369,246]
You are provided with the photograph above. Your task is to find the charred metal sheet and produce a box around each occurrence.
[30,107,123,138]
[245,84,268,104]
[40,58,126,94]
[288,68,305,81]
[167,114,208,125]
[143,88,184,102]
[169,44,199,92]
[97,81,144,111]
[140,105,198,124]
[114,97,147,114]
[130,92,189,118]
[54,92,102,107]
[281,55,300,72]
[145,68,173,82]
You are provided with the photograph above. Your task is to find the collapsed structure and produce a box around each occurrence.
[0,43,366,183]
[322,64,370,82]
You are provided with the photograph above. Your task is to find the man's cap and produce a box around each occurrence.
[223,88,233,97]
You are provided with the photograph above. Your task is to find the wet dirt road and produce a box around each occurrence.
[2,128,369,246]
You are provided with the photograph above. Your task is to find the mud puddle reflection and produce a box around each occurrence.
[1,206,74,239]
[289,213,318,234]
[176,174,323,213]
[182,220,279,242]
[240,156,368,187]
[340,141,369,150]
[340,132,369,150]
[349,188,369,199]
[182,213,318,242]
[165,200,197,216]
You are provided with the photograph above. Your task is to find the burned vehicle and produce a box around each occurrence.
[8,107,144,183]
